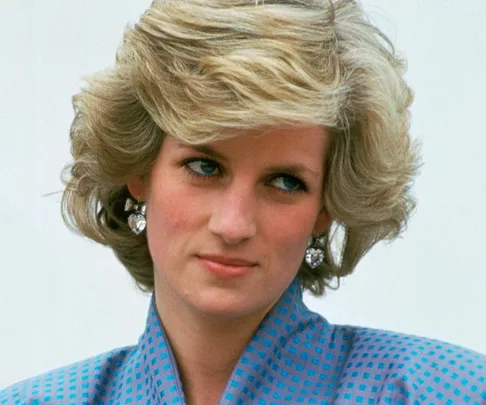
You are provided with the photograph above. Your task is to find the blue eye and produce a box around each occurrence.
[270,175,305,193]
[186,159,220,177]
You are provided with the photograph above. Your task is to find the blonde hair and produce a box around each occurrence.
[62,0,421,295]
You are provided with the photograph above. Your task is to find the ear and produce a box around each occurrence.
[127,176,146,201]
[312,205,332,236]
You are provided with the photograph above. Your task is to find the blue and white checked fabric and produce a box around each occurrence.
[2,279,485,404]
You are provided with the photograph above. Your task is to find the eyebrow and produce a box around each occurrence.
[187,144,228,162]
[263,164,321,179]
[178,143,321,179]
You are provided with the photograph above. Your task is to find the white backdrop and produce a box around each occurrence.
[1,0,485,388]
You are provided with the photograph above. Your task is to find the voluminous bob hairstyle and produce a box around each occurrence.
[61,0,421,295]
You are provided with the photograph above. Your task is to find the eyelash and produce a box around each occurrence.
[181,157,308,195]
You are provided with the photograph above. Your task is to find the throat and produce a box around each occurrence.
[166,318,256,405]
[155,297,270,404]
[151,271,279,403]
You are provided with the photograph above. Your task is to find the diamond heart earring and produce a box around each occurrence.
[125,197,147,235]
[305,235,325,269]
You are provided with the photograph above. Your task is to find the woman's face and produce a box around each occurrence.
[129,125,331,320]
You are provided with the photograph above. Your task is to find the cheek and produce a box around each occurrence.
[265,204,317,265]
[146,187,205,279]
[147,180,203,235]
[147,196,181,236]
[145,186,199,267]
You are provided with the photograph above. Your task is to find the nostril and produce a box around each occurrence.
[208,210,257,244]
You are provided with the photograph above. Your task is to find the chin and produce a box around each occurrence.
[187,287,268,320]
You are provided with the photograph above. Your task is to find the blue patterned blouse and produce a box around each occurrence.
[1,280,485,404]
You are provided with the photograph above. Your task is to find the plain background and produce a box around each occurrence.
[1,0,485,389]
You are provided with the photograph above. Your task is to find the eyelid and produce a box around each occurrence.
[268,173,308,193]
[182,156,224,178]
[181,156,309,193]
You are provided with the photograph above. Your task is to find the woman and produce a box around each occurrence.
[2,0,485,404]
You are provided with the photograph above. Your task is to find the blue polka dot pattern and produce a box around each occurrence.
[1,279,485,404]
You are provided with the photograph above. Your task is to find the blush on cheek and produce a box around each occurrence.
[149,193,191,233]
[273,215,315,269]
[283,242,307,269]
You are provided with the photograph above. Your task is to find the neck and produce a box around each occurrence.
[154,283,272,405]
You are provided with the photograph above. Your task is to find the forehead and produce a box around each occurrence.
[233,124,329,142]
[171,124,331,158]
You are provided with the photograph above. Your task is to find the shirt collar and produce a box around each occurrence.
[138,278,326,404]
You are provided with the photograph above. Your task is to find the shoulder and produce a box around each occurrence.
[0,345,138,405]
[328,323,486,404]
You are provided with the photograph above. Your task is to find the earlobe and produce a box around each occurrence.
[127,176,146,201]
[313,207,332,235]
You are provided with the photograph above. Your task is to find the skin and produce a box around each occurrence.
[127,124,332,405]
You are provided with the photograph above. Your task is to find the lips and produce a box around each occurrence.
[197,254,257,278]
[196,254,257,267]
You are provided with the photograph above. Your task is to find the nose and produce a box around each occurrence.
[208,183,257,245]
